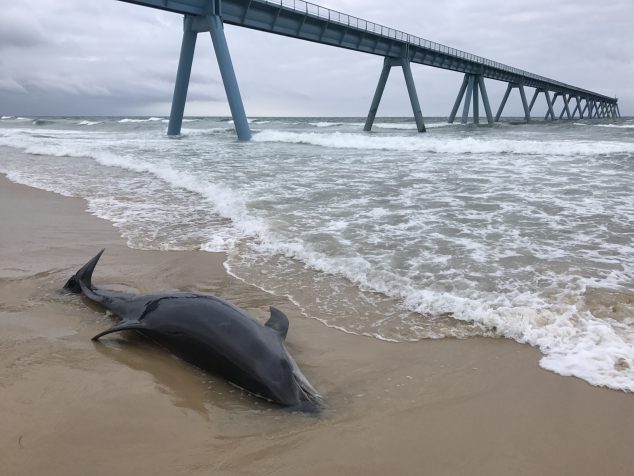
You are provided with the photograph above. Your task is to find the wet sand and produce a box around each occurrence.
[1,172,634,476]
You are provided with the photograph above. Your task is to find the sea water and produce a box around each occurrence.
[1,115,633,391]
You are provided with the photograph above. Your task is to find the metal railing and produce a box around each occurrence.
[253,0,606,98]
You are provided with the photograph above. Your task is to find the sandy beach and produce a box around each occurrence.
[1,171,634,476]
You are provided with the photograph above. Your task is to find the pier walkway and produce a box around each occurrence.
[118,0,620,139]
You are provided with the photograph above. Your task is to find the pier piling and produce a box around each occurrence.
[119,0,619,138]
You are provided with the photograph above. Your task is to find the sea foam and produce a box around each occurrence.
[1,119,633,393]
[253,130,634,156]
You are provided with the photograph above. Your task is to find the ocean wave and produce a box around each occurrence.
[178,127,233,136]
[574,122,634,129]
[253,130,634,156]
[228,118,269,124]
[78,120,102,126]
[594,124,634,129]
[2,120,633,393]
[307,121,453,130]
[160,118,199,124]
[309,121,344,128]
[219,222,634,392]
[32,119,54,126]
[374,121,454,130]
[118,117,164,123]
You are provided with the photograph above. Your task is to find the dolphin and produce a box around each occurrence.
[64,250,321,413]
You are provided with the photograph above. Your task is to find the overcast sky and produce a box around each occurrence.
[1,0,632,118]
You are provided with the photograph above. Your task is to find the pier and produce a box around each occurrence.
[118,0,620,140]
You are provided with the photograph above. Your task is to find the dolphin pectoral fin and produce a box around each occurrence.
[92,321,147,341]
[265,307,289,340]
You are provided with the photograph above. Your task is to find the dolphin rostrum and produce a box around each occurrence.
[64,250,321,412]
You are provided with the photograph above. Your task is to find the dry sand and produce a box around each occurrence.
[1,173,633,476]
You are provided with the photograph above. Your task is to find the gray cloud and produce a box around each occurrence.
[0,0,631,117]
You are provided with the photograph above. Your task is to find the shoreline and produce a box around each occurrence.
[2,172,634,475]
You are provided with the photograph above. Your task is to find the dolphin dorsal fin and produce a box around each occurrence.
[265,307,289,340]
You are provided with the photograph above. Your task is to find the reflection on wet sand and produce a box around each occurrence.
[92,332,277,416]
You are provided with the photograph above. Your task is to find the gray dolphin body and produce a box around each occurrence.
[65,250,321,412]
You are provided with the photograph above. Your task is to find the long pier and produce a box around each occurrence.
[118,0,620,140]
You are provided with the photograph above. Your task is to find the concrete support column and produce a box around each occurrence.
[558,93,572,120]
[544,91,555,120]
[449,74,493,125]
[518,84,530,122]
[364,58,392,131]
[365,57,425,132]
[571,96,582,119]
[448,75,469,123]
[478,76,494,124]
[549,93,561,120]
[496,83,530,123]
[208,14,251,141]
[495,83,513,122]
[563,94,572,119]
[581,99,589,118]
[461,74,475,124]
[472,76,480,124]
[167,16,198,136]
[528,89,540,113]
[401,59,426,132]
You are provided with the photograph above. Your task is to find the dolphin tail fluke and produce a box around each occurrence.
[64,249,105,296]
[92,321,147,341]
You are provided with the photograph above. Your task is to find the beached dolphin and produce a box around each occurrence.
[64,250,321,412]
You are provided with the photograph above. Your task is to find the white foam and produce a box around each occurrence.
[373,122,417,130]
[309,121,344,128]
[78,120,102,126]
[161,118,199,123]
[594,124,634,129]
[228,118,263,124]
[179,127,232,136]
[307,121,453,130]
[376,121,456,130]
[253,130,634,156]
[574,122,634,129]
[2,119,634,393]
[118,117,163,123]
[230,232,634,391]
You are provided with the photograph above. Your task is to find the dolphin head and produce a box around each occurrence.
[284,346,322,413]
[255,340,322,413]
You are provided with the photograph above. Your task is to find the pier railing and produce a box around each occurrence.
[115,0,620,138]
[255,0,594,96]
